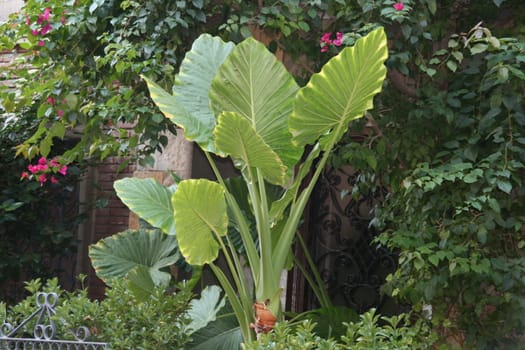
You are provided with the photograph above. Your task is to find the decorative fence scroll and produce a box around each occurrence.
[0,292,107,350]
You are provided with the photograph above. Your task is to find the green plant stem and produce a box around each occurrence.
[210,263,254,343]
[204,151,260,281]
[272,132,338,274]
[255,169,276,305]
[295,233,332,309]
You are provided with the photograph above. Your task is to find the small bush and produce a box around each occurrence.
[243,308,434,350]
[2,277,193,349]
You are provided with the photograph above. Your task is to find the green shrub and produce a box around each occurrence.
[243,308,434,350]
[2,277,193,349]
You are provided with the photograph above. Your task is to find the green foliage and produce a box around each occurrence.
[243,309,433,350]
[0,0,212,166]
[0,113,84,303]
[323,1,525,348]
[89,228,181,294]
[2,277,193,349]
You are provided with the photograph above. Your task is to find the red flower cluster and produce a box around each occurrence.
[320,32,344,52]
[21,157,68,186]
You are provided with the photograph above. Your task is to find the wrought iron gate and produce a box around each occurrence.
[305,165,400,315]
[0,292,107,349]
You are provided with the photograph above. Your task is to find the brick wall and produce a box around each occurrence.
[84,157,136,299]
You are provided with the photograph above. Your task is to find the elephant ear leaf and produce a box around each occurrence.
[114,177,176,235]
[290,27,388,149]
[89,229,179,288]
[214,111,286,186]
[209,37,302,170]
[172,179,228,265]
[144,34,235,153]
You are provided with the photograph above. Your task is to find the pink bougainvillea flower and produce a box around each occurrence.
[38,40,45,47]
[20,171,29,179]
[38,174,47,186]
[320,32,332,44]
[50,176,59,184]
[40,23,52,35]
[31,29,40,36]
[38,7,52,23]
[333,32,344,46]
[58,165,68,176]
[320,32,333,52]
[38,157,47,165]
[57,110,64,118]
[47,96,55,105]
[393,2,404,11]
[49,158,60,167]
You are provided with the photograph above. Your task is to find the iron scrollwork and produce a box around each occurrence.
[0,292,107,349]
[309,166,400,314]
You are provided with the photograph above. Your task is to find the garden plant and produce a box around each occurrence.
[2,0,525,349]
[112,26,388,343]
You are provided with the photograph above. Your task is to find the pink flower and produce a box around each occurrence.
[50,176,59,184]
[38,157,47,165]
[31,29,40,36]
[38,40,45,47]
[40,24,52,35]
[320,32,332,44]
[57,110,64,118]
[393,2,404,11]
[49,158,60,167]
[20,171,29,179]
[25,17,31,26]
[38,174,47,186]
[47,97,55,105]
[333,32,344,46]
[320,32,333,52]
[38,8,52,23]
[58,165,68,176]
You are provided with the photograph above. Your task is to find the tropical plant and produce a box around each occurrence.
[113,26,388,343]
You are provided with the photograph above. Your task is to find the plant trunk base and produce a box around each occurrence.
[250,301,277,336]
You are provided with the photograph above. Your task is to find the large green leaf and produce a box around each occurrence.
[172,179,228,265]
[290,27,388,149]
[114,177,176,235]
[186,285,226,334]
[126,265,156,300]
[144,34,235,152]
[143,77,209,147]
[214,111,286,185]
[89,229,179,287]
[209,37,302,170]
[187,317,242,350]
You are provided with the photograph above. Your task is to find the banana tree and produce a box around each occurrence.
[114,27,388,342]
